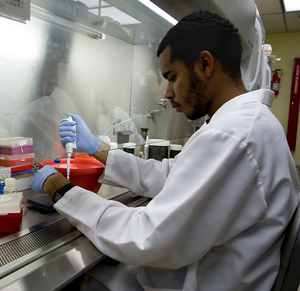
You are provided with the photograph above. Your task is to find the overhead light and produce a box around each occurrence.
[137,0,178,25]
[31,4,105,40]
[101,7,141,25]
[282,0,300,12]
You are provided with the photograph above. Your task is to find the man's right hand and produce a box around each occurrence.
[59,114,102,156]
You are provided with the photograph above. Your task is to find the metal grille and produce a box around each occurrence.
[0,218,76,267]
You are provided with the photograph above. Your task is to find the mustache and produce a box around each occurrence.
[171,101,180,107]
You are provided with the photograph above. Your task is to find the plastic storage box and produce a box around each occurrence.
[11,169,34,178]
[0,192,23,233]
[0,154,34,167]
[11,169,34,191]
[0,212,22,232]
[9,165,33,173]
[0,137,33,155]
[0,137,34,172]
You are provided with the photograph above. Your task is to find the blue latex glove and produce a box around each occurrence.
[59,114,102,156]
[30,165,59,194]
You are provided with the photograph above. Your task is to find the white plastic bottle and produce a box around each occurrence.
[4,178,17,194]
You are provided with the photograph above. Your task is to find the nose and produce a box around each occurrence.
[164,83,175,100]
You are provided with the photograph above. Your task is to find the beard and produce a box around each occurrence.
[183,68,209,120]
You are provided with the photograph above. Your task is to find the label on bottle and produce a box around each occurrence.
[4,188,17,194]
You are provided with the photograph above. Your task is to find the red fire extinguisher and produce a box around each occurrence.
[272,69,281,95]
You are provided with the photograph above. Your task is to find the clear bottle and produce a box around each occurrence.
[4,178,17,194]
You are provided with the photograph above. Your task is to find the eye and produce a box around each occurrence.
[169,76,176,83]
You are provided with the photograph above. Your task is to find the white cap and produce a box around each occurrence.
[5,178,16,186]
[170,144,182,151]
[123,142,136,148]
[147,139,170,147]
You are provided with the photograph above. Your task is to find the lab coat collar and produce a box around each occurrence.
[210,89,274,123]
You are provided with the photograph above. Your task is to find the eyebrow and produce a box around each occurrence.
[163,70,171,80]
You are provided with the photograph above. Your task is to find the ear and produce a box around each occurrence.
[194,51,214,78]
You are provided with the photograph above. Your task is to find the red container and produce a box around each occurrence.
[0,211,22,233]
[0,154,34,167]
[39,158,105,193]
[10,164,33,173]
[0,154,34,172]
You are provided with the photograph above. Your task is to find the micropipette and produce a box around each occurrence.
[64,116,77,180]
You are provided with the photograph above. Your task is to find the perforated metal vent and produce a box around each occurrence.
[33,162,39,174]
[0,218,76,267]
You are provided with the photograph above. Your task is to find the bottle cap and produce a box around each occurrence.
[5,178,16,186]
[170,144,183,151]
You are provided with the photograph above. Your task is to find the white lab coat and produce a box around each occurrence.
[55,89,299,291]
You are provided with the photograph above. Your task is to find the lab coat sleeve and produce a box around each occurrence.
[55,130,267,269]
[98,149,175,198]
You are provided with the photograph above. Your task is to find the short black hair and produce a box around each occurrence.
[157,11,243,81]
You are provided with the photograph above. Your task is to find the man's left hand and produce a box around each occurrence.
[30,165,59,194]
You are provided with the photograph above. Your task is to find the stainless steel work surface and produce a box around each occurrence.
[0,235,105,291]
[0,186,150,290]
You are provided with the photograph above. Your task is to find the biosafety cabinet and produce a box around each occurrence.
[0,0,201,165]
[0,1,200,289]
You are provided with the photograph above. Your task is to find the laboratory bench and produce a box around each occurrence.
[0,185,150,291]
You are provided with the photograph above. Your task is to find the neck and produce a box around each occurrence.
[207,71,247,117]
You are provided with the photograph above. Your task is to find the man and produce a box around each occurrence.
[31,11,299,291]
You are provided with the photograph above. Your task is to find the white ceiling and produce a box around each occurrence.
[151,0,300,34]
[255,0,300,33]
[81,0,300,34]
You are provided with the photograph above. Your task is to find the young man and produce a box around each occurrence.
[31,11,299,291]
